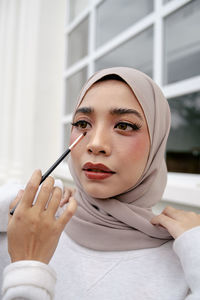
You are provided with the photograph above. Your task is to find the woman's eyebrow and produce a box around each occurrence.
[110,108,144,121]
[74,106,144,121]
[74,107,94,116]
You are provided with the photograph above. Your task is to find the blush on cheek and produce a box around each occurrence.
[122,136,150,160]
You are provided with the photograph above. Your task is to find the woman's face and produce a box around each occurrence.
[70,80,150,199]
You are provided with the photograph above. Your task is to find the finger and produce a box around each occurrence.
[162,206,184,220]
[58,196,77,229]
[9,190,24,210]
[34,176,55,210]
[20,170,42,208]
[47,187,62,216]
[151,214,177,232]
[60,187,73,207]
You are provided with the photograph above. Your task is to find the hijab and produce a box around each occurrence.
[65,67,173,251]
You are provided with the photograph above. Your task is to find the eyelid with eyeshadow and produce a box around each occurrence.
[71,120,142,132]
[71,120,91,130]
[114,121,142,131]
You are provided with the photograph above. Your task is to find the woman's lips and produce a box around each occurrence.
[82,162,116,180]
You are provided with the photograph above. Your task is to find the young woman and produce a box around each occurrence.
[1,67,200,299]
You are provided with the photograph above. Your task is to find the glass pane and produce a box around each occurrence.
[166,92,200,174]
[164,0,200,84]
[67,17,88,67]
[65,67,88,114]
[96,0,154,48]
[68,0,89,23]
[95,27,153,78]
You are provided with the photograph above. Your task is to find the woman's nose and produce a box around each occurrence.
[86,128,111,156]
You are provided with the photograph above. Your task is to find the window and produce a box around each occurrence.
[164,0,200,84]
[68,0,90,23]
[67,17,89,67]
[95,26,153,77]
[166,92,200,174]
[65,67,88,115]
[96,0,153,48]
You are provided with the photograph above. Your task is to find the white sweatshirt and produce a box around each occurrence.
[1,183,200,300]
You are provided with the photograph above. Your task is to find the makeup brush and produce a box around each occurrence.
[10,132,86,215]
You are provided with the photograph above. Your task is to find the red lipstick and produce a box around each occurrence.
[82,162,116,180]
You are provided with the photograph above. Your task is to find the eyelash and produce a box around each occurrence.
[114,122,141,131]
[71,120,142,132]
[71,120,91,130]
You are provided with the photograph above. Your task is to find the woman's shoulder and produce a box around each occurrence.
[173,225,200,260]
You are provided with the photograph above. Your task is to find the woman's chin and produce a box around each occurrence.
[84,186,110,199]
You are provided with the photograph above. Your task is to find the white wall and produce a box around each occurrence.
[0,0,66,184]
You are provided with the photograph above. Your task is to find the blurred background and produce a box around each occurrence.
[0,0,199,213]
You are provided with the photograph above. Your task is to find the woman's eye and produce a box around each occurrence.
[114,122,141,131]
[71,120,91,129]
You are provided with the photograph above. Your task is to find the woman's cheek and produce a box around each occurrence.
[121,135,150,160]
[70,128,79,145]
[70,128,84,162]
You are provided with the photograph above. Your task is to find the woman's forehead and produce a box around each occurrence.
[79,79,143,112]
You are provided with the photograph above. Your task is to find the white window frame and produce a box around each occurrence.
[54,0,200,208]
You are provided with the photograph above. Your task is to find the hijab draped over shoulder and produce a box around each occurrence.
[65,67,173,251]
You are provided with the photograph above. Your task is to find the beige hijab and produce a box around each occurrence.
[65,67,173,250]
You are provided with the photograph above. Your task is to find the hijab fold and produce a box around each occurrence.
[65,67,173,250]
